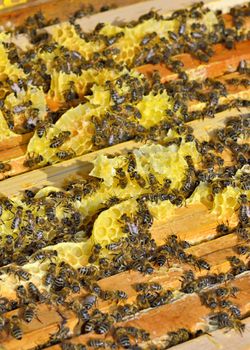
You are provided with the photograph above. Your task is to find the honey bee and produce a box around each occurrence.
[113,327,131,349]
[127,152,137,174]
[8,315,23,340]
[209,312,245,334]
[167,328,190,347]
[63,81,79,103]
[148,173,160,191]
[27,282,41,301]
[36,120,51,138]
[115,168,128,189]
[238,194,249,225]
[50,131,71,148]
[87,339,117,349]
[23,153,44,168]
[88,244,102,264]
[50,319,70,343]
[6,267,31,281]
[11,206,23,230]
[56,150,76,160]
[23,303,39,323]
[0,162,11,173]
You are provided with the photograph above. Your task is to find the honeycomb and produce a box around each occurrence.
[46,67,123,108]
[99,11,218,64]
[136,91,173,128]
[26,103,97,166]
[52,23,105,60]
[0,240,93,297]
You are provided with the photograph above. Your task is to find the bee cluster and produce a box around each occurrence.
[0,123,248,348]
[0,2,249,174]
[0,1,249,349]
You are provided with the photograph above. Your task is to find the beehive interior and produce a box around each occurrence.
[0,1,249,350]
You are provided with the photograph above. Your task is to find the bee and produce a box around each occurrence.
[14,254,29,266]
[177,21,186,35]
[0,161,11,173]
[53,274,67,291]
[140,32,157,45]
[44,263,56,286]
[88,244,102,264]
[23,303,38,323]
[214,286,239,298]
[147,173,160,191]
[16,285,28,304]
[63,81,79,103]
[32,250,58,263]
[209,312,245,334]
[154,253,167,267]
[23,153,44,168]
[127,152,137,174]
[50,131,71,148]
[216,223,231,236]
[112,290,128,303]
[106,238,125,251]
[56,150,76,160]
[120,214,139,237]
[235,225,249,241]
[130,171,145,188]
[36,120,51,138]
[195,258,210,271]
[124,104,142,119]
[234,245,249,256]
[114,327,131,349]
[87,339,117,349]
[50,319,70,342]
[167,328,190,347]
[27,282,41,300]
[11,206,23,230]
[45,204,57,222]
[8,315,23,340]
[95,316,115,335]
[238,194,249,225]
[78,265,98,276]
[196,50,209,62]
[8,267,31,281]
[168,30,178,41]
[225,35,235,50]
[82,294,97,310]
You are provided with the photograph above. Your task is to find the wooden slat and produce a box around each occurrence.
[0,0,144,27]
[0,133,32,153]
[0,228,248,349]
[44,273,250,350]
[12,0,249,49]
[167,316,250,350]
[137,41,250,82]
